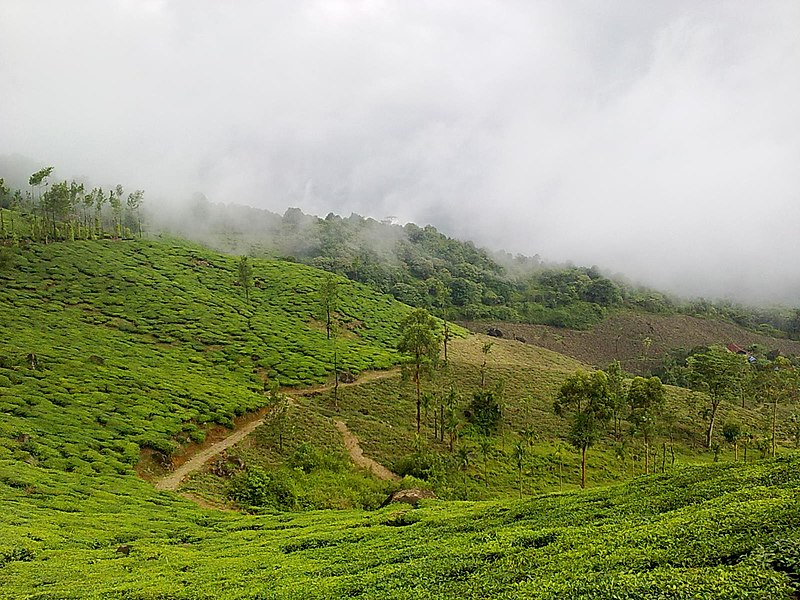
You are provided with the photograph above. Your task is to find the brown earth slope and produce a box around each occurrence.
[464,310,800,374]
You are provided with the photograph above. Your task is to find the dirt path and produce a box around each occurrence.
[153,367,401,492]
[334,419,400,481]
[155,414,272,491]
[288,367,400,396]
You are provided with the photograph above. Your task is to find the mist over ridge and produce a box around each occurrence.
[1,1,799,304]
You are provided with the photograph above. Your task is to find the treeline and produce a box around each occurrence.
[183,204,800,337]
[0,167,145,244]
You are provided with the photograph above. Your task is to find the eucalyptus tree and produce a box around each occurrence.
[627,376,666,473]
[237,256,253,302]
[753,356,798,456]
[687,346,746,448]
[109,185,124,237]
[605,360,626,441]
[28,166,53,206]
[398,308,441,434]
[126,190,145,237]
[318,273,341,407]
[554,370,612,489]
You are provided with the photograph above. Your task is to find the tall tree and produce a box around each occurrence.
[28,166,54,207]
[319,273,341,407]
[754,356,798,457]
[627,376,666,474]
[237,256,253,302]
[319,272,339,340]
[605,360,626,440]
[109,185,124,238]
[553,370,612,489]
[428,277,453,362]
[479,341,493,389]
[687,346,746,448]
[398,309,441,434]
[126,190,145,237]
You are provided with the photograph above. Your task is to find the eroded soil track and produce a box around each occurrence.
[153,368,400,493]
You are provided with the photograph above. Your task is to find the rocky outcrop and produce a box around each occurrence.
[381,488,436,508]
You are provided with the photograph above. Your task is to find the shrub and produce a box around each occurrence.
[229,466,296,510]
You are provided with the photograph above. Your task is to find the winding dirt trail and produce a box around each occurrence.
[334,419,400,481]
[153,368,400,492]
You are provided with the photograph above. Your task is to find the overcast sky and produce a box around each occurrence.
[2,1,799,303]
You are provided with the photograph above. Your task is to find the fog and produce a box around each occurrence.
[1,1,798,303]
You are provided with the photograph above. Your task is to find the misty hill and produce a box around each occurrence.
[0,236,798,598]
[153,200,800,339]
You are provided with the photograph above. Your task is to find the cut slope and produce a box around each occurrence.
[466,310,800,373]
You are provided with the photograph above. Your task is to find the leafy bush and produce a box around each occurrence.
[466,390,502,435]
[228,466,296,510]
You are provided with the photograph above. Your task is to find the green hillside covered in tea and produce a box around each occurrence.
[0,236,798,599]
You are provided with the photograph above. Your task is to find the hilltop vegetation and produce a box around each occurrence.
[153,201,800,337]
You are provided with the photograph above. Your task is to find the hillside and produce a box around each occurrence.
[0,238,798,598]
[151,202,800,339]
[0,239,412,475]
[1,455,797,598]
[466,311,800,375]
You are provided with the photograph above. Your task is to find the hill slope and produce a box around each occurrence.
[466,311,800,374]
[0,239,797,598]
[0,455,797,599]
[0,239,412,475]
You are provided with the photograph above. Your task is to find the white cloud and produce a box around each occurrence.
[1,0,798,301]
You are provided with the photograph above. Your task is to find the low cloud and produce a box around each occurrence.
[1,1,798,302]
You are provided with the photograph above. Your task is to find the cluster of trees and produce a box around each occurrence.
[0,168,145,243]
[554,367,667,488]
[556,345,799,488]
[152,201,800,338]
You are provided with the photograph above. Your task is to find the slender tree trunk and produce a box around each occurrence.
[644,440,649,474]
[440,405,444,442]
[415,364,421,434]
[661,442,666,473]
[772,399,778,457]
[333,343,339,410]
[433,412,438,441]
[705,399,720,448]
[580,446,587,489]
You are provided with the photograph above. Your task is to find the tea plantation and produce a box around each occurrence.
[0,238,798,598]
[0,239,411,472]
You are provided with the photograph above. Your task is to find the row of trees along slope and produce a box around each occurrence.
[154,200,800,338]
[1,169,144,243]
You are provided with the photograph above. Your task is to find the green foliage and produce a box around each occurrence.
[466,389,502,436]
[398,308,442,432]
[554,370,613,488]
[237,255,252,301]
[688,346,748,447]
[229,465,296,510]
